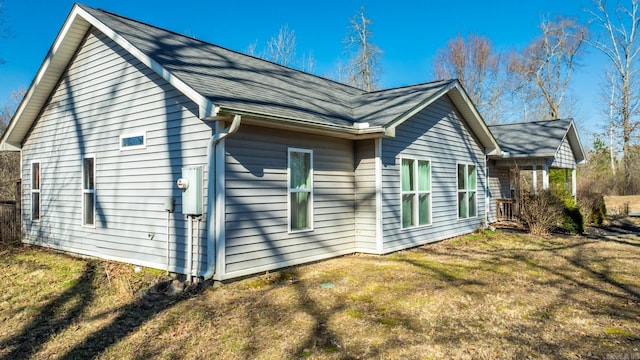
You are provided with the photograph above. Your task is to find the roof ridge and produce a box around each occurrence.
[359,79,455,95]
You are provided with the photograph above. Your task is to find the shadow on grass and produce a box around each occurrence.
[0,261,97,360]
[57,281,195,360]
[588,218,640,248]
[0,259,197,360]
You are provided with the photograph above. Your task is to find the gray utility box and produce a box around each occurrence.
[177,166,203,216]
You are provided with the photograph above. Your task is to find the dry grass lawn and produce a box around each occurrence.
[605,195,640,215]
[1,219,639,359]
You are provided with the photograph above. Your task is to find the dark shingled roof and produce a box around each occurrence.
[1,4,500,153]
[352,80,453,127]
[81,5,361,127]
[81,5,457,129]
[488,119,574,158]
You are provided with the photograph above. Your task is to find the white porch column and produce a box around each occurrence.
[542,165,549,190]
[532,165,537,193]
[572,168,577,200]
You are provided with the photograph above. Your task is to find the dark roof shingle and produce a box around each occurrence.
[488,119,573,158]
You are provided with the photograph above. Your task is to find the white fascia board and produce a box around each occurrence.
[0,6,90,150]
[448,83,501,154]
[217,107,386,139]
[75,6,217,119]
[568,121,587,163]
[384,81,455,133]
[383,81,501,154]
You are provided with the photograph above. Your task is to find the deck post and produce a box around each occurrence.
[532,165,537,193]
[565,169,569,192]
[542,165,549,190]
[572,168,576,200]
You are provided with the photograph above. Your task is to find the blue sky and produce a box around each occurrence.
[0,0,609,144]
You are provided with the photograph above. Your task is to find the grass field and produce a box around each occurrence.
[605,195,640,215]
[1,219,639,359]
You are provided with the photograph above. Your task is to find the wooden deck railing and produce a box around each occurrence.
[496,198,516,222]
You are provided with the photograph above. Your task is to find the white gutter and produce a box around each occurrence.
[202,114,241,280]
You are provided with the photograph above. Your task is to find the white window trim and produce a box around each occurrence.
[400,157,432,229]
[119,131,146,150]
[287,147,314,233]
[31,160,41,221]
[82,155,96,228]
[457,162,478,220]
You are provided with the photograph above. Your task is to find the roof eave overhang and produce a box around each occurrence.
[565,120,587,163]
[216,107,386,140]
[489,154,556,160]
[382,81,501,155]
[0,4,217,152]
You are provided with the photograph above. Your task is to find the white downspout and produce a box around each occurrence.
[202,114,241,280]
[166,210,170,274]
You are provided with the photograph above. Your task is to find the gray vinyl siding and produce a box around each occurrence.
[487,165,511,223]
[354,139,377,252]
[21,28,212,273]
[224,125,356,278]
[551,137,576,169]
[381,95,487,252]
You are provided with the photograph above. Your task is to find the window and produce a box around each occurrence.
[31,162,40,220]
[82,156,96,226]
[288,148,313,232]
[120,132,146,150]
[457,163,477,218]
[401,158,431,228]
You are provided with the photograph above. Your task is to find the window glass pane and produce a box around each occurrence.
[418,160,430,191]
[401,159,414,191]
[84,192,94,225]
[457,164,466,190]
[469,191,477,217]
[83,158,94,190]
[458,192,467,218]
[32,163,40,189]
[468,165,476,190]
[32,192,40,220]
[121,135,144,147]
[291,191,310,230]
[290,152,311,189]
[419,193,430,225]
[402,194,414,228]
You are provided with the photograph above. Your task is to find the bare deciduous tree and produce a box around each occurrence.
[0,89,25,201]
[301,51,316,74]
[245,40,259,57]
[509,16,587,119]
[0,89,24,134]
[588,0,640,194]
[432,34,505,124]
[344,7,382,91]
[265,24,296,66]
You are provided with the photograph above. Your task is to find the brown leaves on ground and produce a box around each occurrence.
[0,221,639,359]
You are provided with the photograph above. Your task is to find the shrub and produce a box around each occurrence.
[519,190,585,235]
[577,190,606,225]
[519,190,564,236]
[561,196,584,234]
